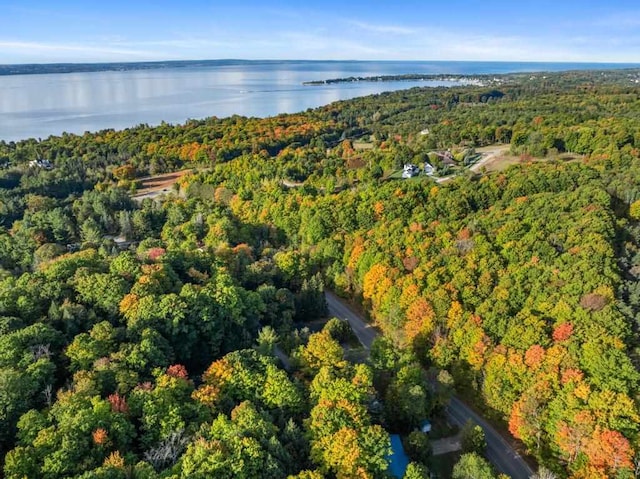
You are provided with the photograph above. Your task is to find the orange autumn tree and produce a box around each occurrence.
[92,428,109,446]
[192,357,233,407]
[524,345,546,370]
[556,418,635,477]
[508,381,552,454]
[362,263,393,317]
[584,428,634,474]
[403,297,435,351]
[556,411,595,465]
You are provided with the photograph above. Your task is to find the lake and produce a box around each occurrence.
[1,60,637,141]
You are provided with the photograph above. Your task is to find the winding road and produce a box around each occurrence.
[325,291,535,479]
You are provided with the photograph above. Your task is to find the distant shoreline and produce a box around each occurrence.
[2,59,640,77]
[302,73,487,86]
[0,59,263,76]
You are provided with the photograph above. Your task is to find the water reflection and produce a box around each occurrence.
[0,62,460,140]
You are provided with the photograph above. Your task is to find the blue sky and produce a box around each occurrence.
[1,0,640,63]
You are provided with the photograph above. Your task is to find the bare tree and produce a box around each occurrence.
[31,343,51,360]
[42,384,54,407]
[530,467,557,479]
[144,429,190,470]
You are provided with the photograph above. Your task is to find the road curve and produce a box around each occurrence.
[325,291,534,479]
[326,290,378,349]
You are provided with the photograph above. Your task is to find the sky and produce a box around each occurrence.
[1,0,640,64]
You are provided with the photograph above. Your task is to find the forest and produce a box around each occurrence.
[1,68,640,478]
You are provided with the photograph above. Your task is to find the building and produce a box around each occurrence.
[419,419,432,433]
[424,162,434,176]
[387,434,410,478]
[28,159,53,170]
[402,163,420,178]
[441,151,456,167]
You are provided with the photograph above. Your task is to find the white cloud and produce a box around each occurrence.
[1,22,639,63]
[349,20,418,36]
[0,40,159,62]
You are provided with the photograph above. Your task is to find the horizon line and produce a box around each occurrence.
[3,58,640,67]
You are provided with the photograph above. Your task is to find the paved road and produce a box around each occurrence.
[274,346,292,371]
[325,291,535,479]
[447,397,533,479]
[326,291,378,349]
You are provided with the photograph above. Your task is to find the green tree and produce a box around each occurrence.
[81,217,103,243]
[461,420,486,454]
[452,453,496,479]
[256,326,278,356]
[404,431,432,465]
[384,364,431,433]
[404,462,431,479]
[179,401,290,479]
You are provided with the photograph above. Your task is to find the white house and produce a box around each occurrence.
[29,159,53,170]
[424,162,434,176]
[402,164,419,179]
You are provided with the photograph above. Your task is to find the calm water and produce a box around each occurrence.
[1,60,637,141]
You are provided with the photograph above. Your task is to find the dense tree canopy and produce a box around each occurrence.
[1,68,640,478]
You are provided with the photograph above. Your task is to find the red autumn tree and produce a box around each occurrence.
[552,323,574,342]
[147,247,166,262]
[107,392,129,414]
[166,364,189,380]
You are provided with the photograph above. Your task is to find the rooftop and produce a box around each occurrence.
[387,434,410,478]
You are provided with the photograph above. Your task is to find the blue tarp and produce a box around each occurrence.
[388,434,410,478]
